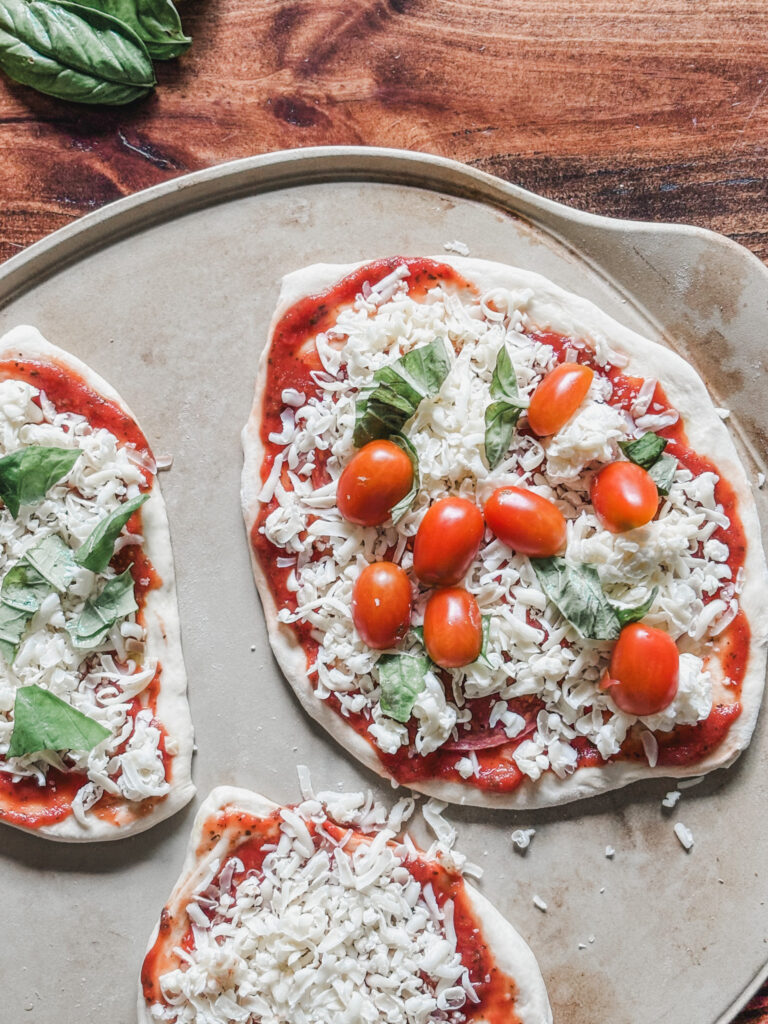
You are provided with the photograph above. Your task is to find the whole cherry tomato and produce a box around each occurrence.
[413,496,485,586]
[602,623,679,716]
[527,362,594,437]
[337,440,414,526]
[352,562,412,650]
[590,461,659,533]
[485,486,567,557]
[423,587,483,668]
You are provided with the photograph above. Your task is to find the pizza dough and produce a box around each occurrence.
[242,256,768,808]
[0,325,194,840]
[138,784,553,1024]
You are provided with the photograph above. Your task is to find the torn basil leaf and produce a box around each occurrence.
[76,493,148,572]
[0,446,80,518]
[0,535,76,663]
[620,432,668,470]
[620,431,678,495]
[531,556,621,640]
[69,566,137,649]
[531,556,659,640]
[388,434,419,524]
[378,652,431,723]
[8,684,110,758]
[484,347,528,470]
[353,337,451,447]
[612,586,659,628]
[648,453,678,496]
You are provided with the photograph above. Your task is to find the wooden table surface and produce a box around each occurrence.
[1,1,767,1020]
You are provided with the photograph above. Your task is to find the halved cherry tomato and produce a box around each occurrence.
[485,486,567,557]
[352,562,412,649]
[337,440,414,526]
[423,587,483,668]
[602,623,679,716]
[413,497,485,586]
[590,461,658,533]
[527,362,594,437]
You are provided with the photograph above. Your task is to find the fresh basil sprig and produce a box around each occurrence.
[388,434,419,524]
[353,337,451,448]
[76,493,148,573]
[378,652,431,723]
[0,0,156,105]
[531,556,658,640]
[620,431,678,496]
[484,347,528,469]
[74,0,190,59]
[0,535,76,663]
[69,565,138,649]
[0,445,79,518]
[8,684,110,758]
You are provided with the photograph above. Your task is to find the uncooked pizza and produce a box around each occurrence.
[0,325,193,840]
[241,256,768,808]
[139,784,552,1024]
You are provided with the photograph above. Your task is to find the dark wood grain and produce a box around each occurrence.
[1,2,767,1019]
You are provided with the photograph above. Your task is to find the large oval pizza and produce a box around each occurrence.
[139,785,552,1024]
[0,325,193,840]
[241,256,768,808]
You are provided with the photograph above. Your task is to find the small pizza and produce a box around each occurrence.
[242,256,768,808]
[0,325,193,840]
[139,785,552,1024]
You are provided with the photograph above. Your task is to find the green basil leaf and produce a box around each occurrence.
[0,446,80,518]
[490,345,521,403]
[0,601,33,663]
[484,400,524,470]
[388,434,419,524]
[76,493,148,572]
[531,556,621,641]
[73,0,191,59]
[649,453,678,496]
[1,561,49,613]
[484,347,527,469]
[0,0,155,106]
[378,653,430,723]
[619,432,668,470]
[8,684,110,757]
[353,337,451,447]
[24,534,77,592]
[611,586,659,628]
[411,625,424,644]
[69,565,137,649]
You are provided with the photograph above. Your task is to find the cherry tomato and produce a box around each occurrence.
[413,497,485,586]
[337,440,414,526]
[590,461,659,533]
[602,623,679,716]
[527,362,594,437]
[423,587,483,668]
[352,562,412,650]
[485,486,567,557]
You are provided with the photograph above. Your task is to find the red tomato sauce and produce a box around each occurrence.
[0,358,167,830]
[251,261,751,791]
[142,807,521,1023]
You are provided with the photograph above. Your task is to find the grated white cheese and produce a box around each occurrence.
[532,894,548,912]
[0,379,166,813]
[152,798,480,1024]
[661,790,681,809]
[262,269,738,787]
[511,827,536,852]
[674,821,694,851]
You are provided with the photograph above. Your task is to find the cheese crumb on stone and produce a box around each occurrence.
[511,827,536,852]
[674,821,694,851]
[262,268,738,787]
[661,790,681,809]
[532,894,548,912]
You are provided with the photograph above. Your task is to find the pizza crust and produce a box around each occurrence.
[0,325,195,841]
[241,258,768,809]
[137,785,553,1024]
